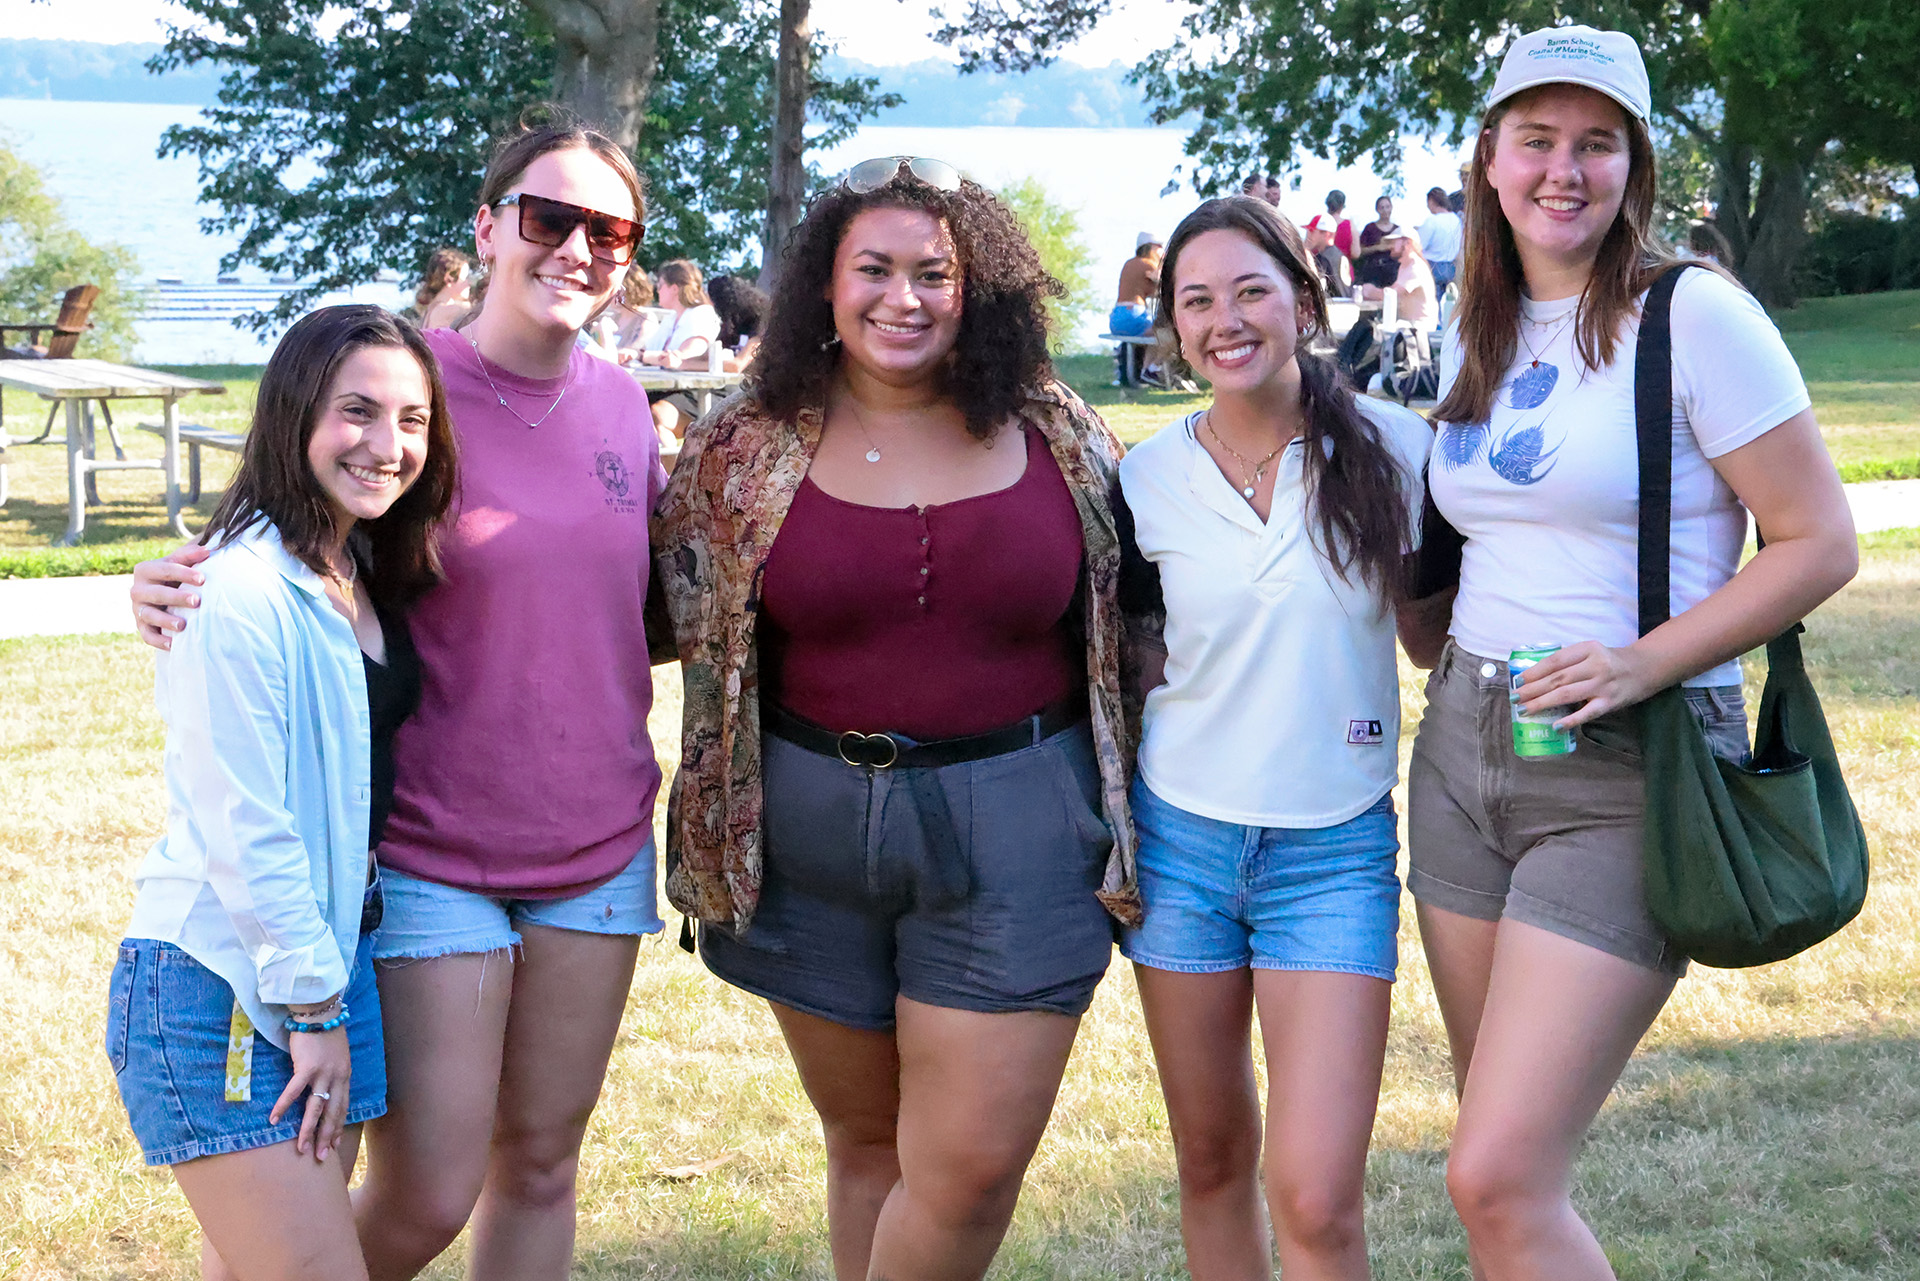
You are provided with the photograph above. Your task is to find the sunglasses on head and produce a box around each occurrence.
[841,156,964,195]
[493,192,644,265]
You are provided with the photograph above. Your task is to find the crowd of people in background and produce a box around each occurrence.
[107,24,1855,1281]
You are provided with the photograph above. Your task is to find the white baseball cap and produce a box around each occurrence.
[1136,230,1162,250]
[1487,25,1650,123]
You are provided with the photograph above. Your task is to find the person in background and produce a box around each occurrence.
[1417,186,1463,292]
[1306,190,1357,267]
[653,155,1143,1281]
[1304,218,1352,299]
[130,117,666,1281]
[406,248,472,330]
[1360,231,1437,329]
[1263,176,1284,208]
[708,273,770,373]
[633,258,724,439]
[108,304,456,1281]
[1241,175,1264,199]
[1686,220,1736,273]
[1401,27,1855,1277]
[1113,231,1163,337]
[1121,195,1430,1281]
[1353,195,1401,291]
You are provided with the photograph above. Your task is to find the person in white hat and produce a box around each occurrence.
[1110,230,1165,382]
[1400,23,1857,1278]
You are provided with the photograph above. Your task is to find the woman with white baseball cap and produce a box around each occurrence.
[1400,25,1855,1276]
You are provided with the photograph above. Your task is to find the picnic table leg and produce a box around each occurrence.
[82,401,103,507]
[58,398,85,545]
[188,442,203,505]
[164,396,193,539]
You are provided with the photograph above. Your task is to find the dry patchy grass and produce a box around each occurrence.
[2,543,1917,1279]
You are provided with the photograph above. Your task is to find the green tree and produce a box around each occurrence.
[997,175,1094,350]
[150,0,892,328]
[0,142,141,360]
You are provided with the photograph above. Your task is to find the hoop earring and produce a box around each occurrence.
[821,332,842,352]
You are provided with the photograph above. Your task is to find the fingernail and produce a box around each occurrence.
[189,594,200,605]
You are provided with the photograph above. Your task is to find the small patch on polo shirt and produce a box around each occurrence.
[1347,719,1385,745]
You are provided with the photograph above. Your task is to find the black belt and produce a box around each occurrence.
[763,694,1085,770]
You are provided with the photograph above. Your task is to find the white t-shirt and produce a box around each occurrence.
[642,303,721,354]
[1418,211,1463,264]
[1431,268,1810,687]
[1123,397,1433,828]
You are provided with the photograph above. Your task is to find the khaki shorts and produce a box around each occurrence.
[1406,643,1749,974]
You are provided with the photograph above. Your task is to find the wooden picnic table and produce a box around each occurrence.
[0,359,226,546]
[630,367,745,418]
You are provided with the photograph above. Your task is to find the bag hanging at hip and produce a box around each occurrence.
[1632,264,1869,968]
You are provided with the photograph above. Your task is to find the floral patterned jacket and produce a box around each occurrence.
[649,380,1146,935]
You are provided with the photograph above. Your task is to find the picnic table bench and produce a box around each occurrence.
[138,421,244,503]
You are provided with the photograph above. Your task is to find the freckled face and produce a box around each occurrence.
[828,206,964,386]
[1170,228,1314,396]
[1484,84,1633,277]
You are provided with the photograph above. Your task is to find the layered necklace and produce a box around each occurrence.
[1203,410,1290,500]
[467,331,575,429]
[1517,306,1578,369]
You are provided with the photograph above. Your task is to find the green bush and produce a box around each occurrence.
[0,142,143,359]
[997,176,1095,352]
[1797,209,1920,297]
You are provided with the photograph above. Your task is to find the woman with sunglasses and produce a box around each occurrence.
[130,118,665,1281]
[653,155,1144,1281]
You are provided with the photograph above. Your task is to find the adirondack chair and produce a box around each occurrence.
[0,285,127,457]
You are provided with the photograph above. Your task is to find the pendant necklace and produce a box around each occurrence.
[842,393,885,463]
[1517,308,1577,369]
[467,331,575,429]
[1203,411,1288,500]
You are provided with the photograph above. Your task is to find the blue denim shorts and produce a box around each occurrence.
[107,933,387,1166]
[1118,781,1401,981]
[371,844,664,960]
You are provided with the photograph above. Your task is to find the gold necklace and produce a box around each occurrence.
[1203,411,1289,500]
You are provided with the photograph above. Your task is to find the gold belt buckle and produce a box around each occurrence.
[837,730,900,770]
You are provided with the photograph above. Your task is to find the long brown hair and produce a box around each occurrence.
[1157,197,1413,600]
[460,111,648,329]
[657,259,709,307]
[201,305,459,611]
[1435,87,1732,426]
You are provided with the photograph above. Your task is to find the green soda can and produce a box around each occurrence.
[1508,644,1577,758]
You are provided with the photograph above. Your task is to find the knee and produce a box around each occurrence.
[907,1137,1031,1229]
[362,1173,477,1258]
[1267,1177,1363,1256]
[1169,1123,1260,1200]
[819,1112,899,1179]
[1445,1137,1555,1242]
[488,1124,585,1212]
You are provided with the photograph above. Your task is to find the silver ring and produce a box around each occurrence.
[313,1091,332,1101]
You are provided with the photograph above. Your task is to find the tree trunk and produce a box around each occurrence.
[1742,151,1813,309]
[758,0,812,295]
[522,0,665,151]
[1713,140,1755,267]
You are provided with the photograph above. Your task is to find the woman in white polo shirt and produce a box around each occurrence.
[1119,195,1430,1279]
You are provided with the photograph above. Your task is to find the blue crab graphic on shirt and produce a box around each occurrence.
[1435,360,1564,484]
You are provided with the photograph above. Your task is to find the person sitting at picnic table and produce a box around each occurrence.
[406,248,473,330]
[1354,195,1402,290]
[1360,231,1438,329]
[707,273,769,373]
[629,258,723,439]
[1111,231,1163,337]
[1304,218,1352,298]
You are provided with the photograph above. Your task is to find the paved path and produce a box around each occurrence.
[3,481,1918,640]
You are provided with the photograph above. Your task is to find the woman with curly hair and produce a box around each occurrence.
[652,156,1145,1281]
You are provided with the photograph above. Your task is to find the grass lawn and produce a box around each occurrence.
[3,532,1916,1279]
[1,290,1913,568]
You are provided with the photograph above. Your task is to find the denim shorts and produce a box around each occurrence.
[107,934,387,1166]
[1118,781,1402,981]
[372,844,664,960]
[699,723,1117,1031]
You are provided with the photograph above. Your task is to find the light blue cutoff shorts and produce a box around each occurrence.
[371,843,665,960]
[1118,781,1401,981]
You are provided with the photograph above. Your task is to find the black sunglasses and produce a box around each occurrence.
[841,156,964,195]
[493,192,644,265]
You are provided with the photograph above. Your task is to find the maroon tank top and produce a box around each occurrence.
[760,427,1085,740]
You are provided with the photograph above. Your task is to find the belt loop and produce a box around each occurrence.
[1031,712,1043,747]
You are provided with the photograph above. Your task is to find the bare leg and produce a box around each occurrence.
[177,1127,368,1281]
[466,924,639,1281]
[1436,916,1676,1281]
[769,1003,903,1281]
[1132,964,1268,1280]
[867,999,1081,1281]
[1415,902,1499,1094]
[354,952,514,1281]
[1253,970,1391,1281]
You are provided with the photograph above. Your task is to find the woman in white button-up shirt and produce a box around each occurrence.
[107,305,455,1281]
[1118,197,1430,1280]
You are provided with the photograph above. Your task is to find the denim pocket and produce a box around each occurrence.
[105,944,136,1075]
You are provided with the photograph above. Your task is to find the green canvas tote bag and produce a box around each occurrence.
[1632,265,1869,969]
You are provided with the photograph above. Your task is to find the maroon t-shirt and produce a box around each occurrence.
[760,427,1085,740]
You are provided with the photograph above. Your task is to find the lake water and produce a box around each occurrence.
[0,97,1470,361]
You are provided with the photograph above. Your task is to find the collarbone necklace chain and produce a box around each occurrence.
[1204,410,1289,500]
[1518,306,1577,369]
[467,331,575,429]
[843,394,885,463]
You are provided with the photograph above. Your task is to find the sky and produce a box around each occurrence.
[0,0,1168,65]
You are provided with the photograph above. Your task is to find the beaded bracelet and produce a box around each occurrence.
[284,1002,350,1035]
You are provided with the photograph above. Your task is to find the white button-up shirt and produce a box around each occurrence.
[126,521,372,1050]
[1122,402,1431,828]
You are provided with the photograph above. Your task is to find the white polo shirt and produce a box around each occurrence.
[1122,398,1432,828]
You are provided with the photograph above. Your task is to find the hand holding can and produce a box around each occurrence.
[1509,645,1577,758]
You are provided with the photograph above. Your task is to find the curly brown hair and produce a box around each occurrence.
[750,168,1063,439]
